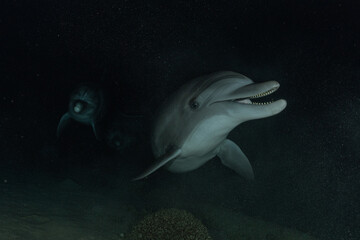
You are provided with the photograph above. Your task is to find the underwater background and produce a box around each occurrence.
[1,0,359,239]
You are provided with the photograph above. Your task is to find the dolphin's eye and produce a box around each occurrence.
[73,101,85,113]
[189,99,200,110]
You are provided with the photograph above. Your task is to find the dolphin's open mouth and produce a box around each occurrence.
[234,86,279,105]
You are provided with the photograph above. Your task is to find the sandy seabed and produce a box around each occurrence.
[0,178,318,240]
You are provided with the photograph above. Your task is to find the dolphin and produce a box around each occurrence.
[134,71,287,180]
[57,83,105,139]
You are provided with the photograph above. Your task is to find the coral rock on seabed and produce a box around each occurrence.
[126,208,212,240]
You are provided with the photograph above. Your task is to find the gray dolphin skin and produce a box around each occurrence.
[134,71,287,180]
[57,83,104,139]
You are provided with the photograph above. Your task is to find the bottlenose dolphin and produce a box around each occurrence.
[134,71,287,180]
[57,83,105,139]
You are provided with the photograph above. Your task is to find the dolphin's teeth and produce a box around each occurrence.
[249,87,277,99]
[236,97,274,105]
[249,101,274,105]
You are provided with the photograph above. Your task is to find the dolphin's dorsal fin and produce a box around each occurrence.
[133,148,182,181]
[217,139,254,180]
[57,113,72,138]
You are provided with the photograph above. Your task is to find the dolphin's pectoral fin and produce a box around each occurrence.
[217,139,254,180]
[133,148,182,181]
[57,113,72,138]
[91,121,99,140]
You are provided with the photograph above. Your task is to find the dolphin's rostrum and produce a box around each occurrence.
[134,71,287,180]
[57,83,105,139]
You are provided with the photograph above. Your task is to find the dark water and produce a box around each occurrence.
[1,1,359,239]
